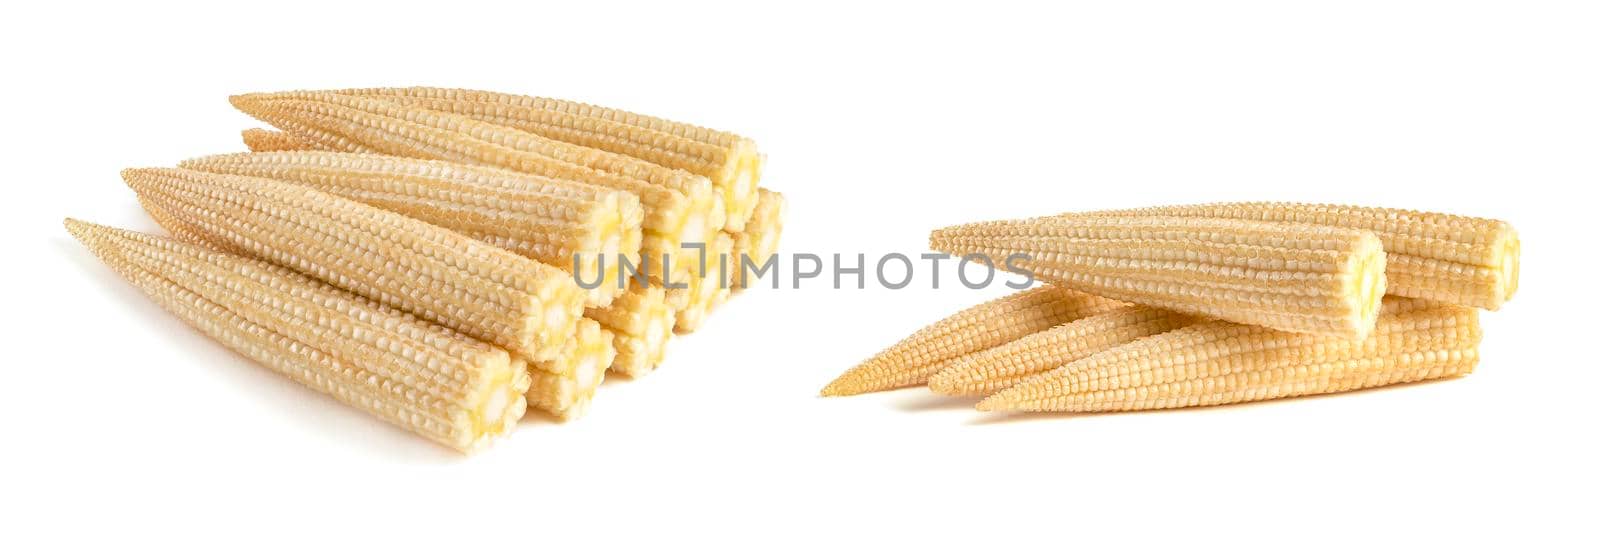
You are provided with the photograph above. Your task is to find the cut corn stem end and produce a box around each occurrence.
[669,234,733,333]
[587,286,676,377]
[525,319,617,420]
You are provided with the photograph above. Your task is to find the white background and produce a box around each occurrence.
[4,1,1596,531]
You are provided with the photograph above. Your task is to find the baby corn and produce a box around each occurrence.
[930,215,1388,339]
[240,128,323,152]
[1083,202,1520,310]
[65,220,528,453]
[323,87,764,232]
[979,298,1480,413]
[821,287,1125,396]
[929,306,1200,396]
[124,167,584,367]
[228,90,715,281]
[178,151,644,307]
[585,286,676,377]
[526,318,616,420]
[729,188,788,291]
[668,233,734,333]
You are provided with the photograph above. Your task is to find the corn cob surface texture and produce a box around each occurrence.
[323,87,764,232]
[585,286,676,376]
[930,215,1388,339]
[124,167,584,366]
[729,188,787,291]
[821,287,1126,396]
[178,151,644,308]
[228,90,714,281]
[240,128,324,152]
[65,219,529,453]
[1083,202,1520,310]
[929,306,1202,396]
[667,232,734,333]
[979,298,1480,413]
[526,318,616,420]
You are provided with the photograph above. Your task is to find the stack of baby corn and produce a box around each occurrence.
[67,88,786,453]
[823,203,1517,413]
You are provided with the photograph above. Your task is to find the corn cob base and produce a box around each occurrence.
[667,233,733,333]
[719,143,763,232]
[729,188,786,291]
[525,318,617,420]
[585,286,676,377]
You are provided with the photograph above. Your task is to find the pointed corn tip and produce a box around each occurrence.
[119,167,163,192]
[228,93,260,108]
[62,217,90,239]
[819,373,867,397]
[973,395,1005,412]
[976,385,1028,412]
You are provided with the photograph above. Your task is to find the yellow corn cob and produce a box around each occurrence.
[526,318,616,420]
[64,219,528,453]
[821,287,1126,396]
[668,232,734,333]
[228,90,716,280]
[929,306,1201,396]
[1082,202,1520,310]
[930,215,1388,339]
[324,87,763,232]
[584,286,676,377]
[240,128,324,152]
[123,167,584,368]
[978,298,1480,413]
[178,151,644,308]
[729,189,788,291]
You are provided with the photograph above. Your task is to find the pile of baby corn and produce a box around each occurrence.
[67,88,786,453]
[823,203,1517,413]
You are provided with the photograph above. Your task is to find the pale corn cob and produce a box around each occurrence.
[667,232,734,333]
[138,195,245,255]
[229,91,718,280]
[820,287,1126,396]
[240,128,325,152]
[123,167,584,368]
[729,189,788,291]
[930,215,1388,339]
[1082,202,1520,310]
[65,219,528,453]
[584,286,676,376]
[325,87,764,232]
[178,151,644,308]
[929,306,1201,396]
[526,318,616,420]
[978,298,1480,413]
